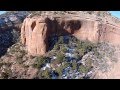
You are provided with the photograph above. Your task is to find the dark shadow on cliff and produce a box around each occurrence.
[47,19,81,51]
[0,28,20,57]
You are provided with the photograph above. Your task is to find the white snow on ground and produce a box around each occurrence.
[41,63,51,70]
[65,53,74,57]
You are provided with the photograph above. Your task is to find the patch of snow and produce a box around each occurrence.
[41,63,51,70]
[65,53,74,57]
[62,74,66,77]
[68,48,75,52]
[46,63,51,68]
[57,64,61,67]
[52,56,57,60]
[63,76,67,79]
[41,67,46,71]
[75,72,80,75]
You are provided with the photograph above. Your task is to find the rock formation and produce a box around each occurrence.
[21,11,120,56]
[21,16,49,56]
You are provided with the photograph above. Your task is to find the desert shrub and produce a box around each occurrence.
[71,61,77,70]
[58,36,64,44]
[78,65,89,74]
[52,53,65,65]
[1,72,9,79]
[16,58,24,65]
[77,40,97,56]
[62,47,67,53]
[33,56,47,69]
[0,63,3,68]
[82,41,96,51]
[19,50,26,55]
[56,53,65,63]
[0,62,12,68]
[63,62,71,69]
[9,47,18,54]
[9,42,26,57]
[1,69,12,79]
[55,62,71,78]
[41,68,51,79]
[78,48,86,57]
[53,43,60,50]
[74,53,82,60]
[60,45,67,53]
[55,66,64,78]
[92,47,103,59]
[16,50,26,64]
[85,58,93,69]
[71,36,78,43]
[51,59,61,65]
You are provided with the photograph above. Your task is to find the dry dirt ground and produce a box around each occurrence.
[94,47,120,79]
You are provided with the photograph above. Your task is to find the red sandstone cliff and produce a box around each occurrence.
[21,11,120,56]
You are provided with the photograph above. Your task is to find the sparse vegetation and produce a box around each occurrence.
[61,45,67,53]
[53,43,60,50]
[33,56,47,69]
[0,69,12,79]
[41,68,51,79]
[71,61,77,70]
[58,36,64,44]
[85,58,93,69]
[76,40,97,57]
[55,66,64,78]
[63,62,71,69]
[0,62,12,68]
[56,53,65,63]
[78,65,89,74]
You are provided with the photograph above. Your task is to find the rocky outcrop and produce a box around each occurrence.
[21,16,49,56]
[21,11,120,56]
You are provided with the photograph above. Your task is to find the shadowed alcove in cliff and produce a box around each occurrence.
[47,19,81,51]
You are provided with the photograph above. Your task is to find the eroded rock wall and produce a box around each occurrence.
[21,16,100,56]
[21,16,50,56]
[21,12,120,56]
[99,23,120,45]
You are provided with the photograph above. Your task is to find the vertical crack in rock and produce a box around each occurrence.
[31,21,36,31]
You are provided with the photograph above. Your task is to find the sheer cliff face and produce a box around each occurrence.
[21,12,120,56]
[99,24,120,45]
[21,17,48,56]
[21,16,99,56]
